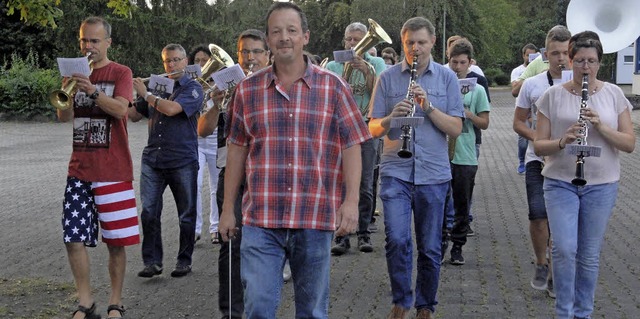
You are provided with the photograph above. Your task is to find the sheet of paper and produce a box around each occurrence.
[185,64,202,80]
[458,77,478,95]
[56,57,91,77]
[148,74,175,95]
[529,52,541,63]
[561,70,573,83]
[211,64,245,91]
[333,49,356,64]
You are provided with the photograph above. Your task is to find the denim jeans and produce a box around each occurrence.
[216,168,245,318]
[543,178,619,319]
[525,161,546,220]
[241,225,332,319]
[380,176,448,312]
[450,164,478,247]
[517,135,528,165]
[357,137,379,235]
[140,161,198,267]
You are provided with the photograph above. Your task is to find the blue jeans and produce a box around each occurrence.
[517,135,528,165]
[140,161,198,267]
[380,176,448,312]
[543,178,619,319]
[241,225,332,319]
[358,137,379,235]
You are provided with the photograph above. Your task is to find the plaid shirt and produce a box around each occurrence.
[227,60,371,230]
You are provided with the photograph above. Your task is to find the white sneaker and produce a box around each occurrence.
[283,261,292,282]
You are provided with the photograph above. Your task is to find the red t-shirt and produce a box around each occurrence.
[67,61,134,182]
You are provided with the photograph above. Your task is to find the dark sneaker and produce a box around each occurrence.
[530,264,549,290]
[368,220,379,233]
[517,162,526,174]
[450,245,465,265]
[358,236,373,253]
[546,278,556,299]
[138,264,163,278]
[441,239,449,263]
[467,225,475,237]
[170,264,192,277]
[331,236,350,255]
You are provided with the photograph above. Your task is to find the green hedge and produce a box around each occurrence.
[0,51,59,121]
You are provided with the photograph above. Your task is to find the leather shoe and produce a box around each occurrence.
[170,264,192,277]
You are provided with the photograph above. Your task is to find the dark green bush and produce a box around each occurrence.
[0,51,59,120]
[483,67,503,87]
[495,74,511,86]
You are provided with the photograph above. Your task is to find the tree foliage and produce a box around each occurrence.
[1,0,592,118]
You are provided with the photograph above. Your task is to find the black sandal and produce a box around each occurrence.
[107,304,125,319]
[72,302,101,319]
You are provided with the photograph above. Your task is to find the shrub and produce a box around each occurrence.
[0,51,59,120]
[483,67,503,87]
[494,74,511,86]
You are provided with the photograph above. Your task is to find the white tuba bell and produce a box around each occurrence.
[566,0,640,54]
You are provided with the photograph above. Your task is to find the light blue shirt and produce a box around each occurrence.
[370,59,464,185]
[325,52,386,118]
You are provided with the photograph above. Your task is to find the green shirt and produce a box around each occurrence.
[517,55,549,81]
[325,52,387,118]
[452,86,491,166]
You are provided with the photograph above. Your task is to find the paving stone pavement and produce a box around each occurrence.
[1,87,639,318]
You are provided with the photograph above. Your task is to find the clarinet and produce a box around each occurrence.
[571,74,590,186]
[397,57,419,158]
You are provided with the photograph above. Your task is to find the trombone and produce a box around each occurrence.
[49,53,94,110]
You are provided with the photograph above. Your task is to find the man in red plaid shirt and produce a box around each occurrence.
[218,2,371,318]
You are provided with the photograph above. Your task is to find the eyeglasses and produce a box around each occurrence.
[79,38,108,45]
[239,49,267,56]
[573,59,599,67]
[163,57,185,65]
[344,37,362,43]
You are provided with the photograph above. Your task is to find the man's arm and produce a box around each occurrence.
[511,79,524,97]
[197,107,220,137]
[219,143,248,242]
[335,144,361,237]
[513,107,534,140]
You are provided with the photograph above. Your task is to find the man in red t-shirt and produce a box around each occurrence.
[57,16,139,319]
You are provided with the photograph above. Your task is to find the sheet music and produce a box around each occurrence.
[185,64,202,80]
[333,49,356,63]
[148,74,175,95]
[458,77,478,95]
[211,64,245,91]
[528,52,541,63]
[56,57,91,77]
[561,70,573,83]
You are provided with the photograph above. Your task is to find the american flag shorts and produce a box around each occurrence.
[62,177,140,247]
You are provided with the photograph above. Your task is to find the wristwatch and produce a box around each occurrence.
[424,102,435,115]
[89,88,99,100]
[145,92,153,100]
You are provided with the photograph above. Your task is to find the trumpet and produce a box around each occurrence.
[49,53,94,110]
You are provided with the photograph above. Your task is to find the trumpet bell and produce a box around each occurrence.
[48,89,73,110]
[200,44,234,82]
[567,0,640,53]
